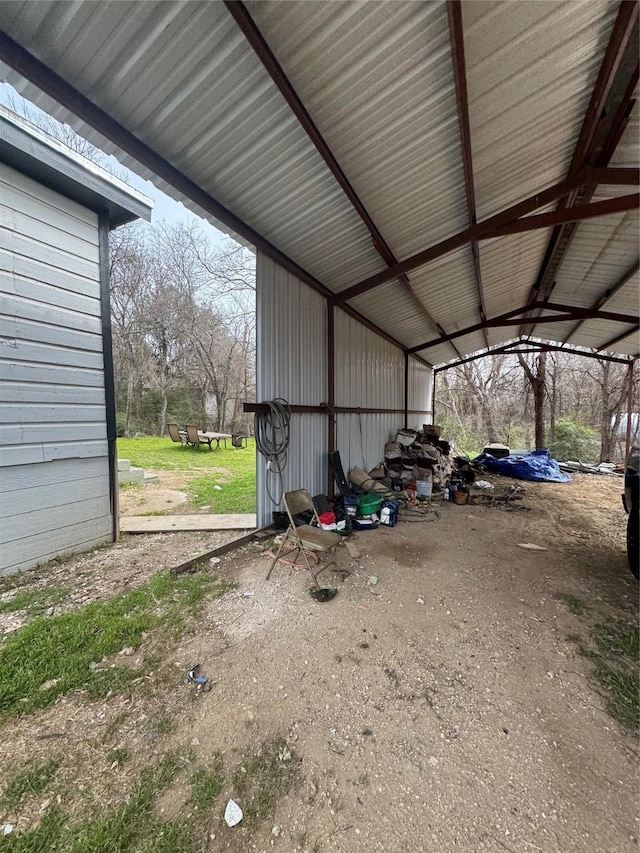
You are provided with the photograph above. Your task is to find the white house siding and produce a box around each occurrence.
[0,164,111,575]
[256,252,328,526]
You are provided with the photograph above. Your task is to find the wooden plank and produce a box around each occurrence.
[1,163,100,230]
[0,381,105,406]
[120,514,258,533]
[1,457,108,491]
[0,439,108,467]
[0,206,100,263]
[0,292,102,340]
[44,440,108,462]
[1,249,101,301]
[0,422,107,445]
[1,517,112,576]
[0,474,109,517]
[1,495,111,545]
[0,316,102,353]
[0,443,44,466]
[2,531,111,577]
[0,360,105,387]
[0,339,104,370]
[0,171,99,242]
[0,403,106,424]
[0,230,99,281]
[170,525,275,577]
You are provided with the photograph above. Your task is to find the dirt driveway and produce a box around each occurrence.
[1,474,637,851]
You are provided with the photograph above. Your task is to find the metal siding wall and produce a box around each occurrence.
[408,357,433,431]
[334,309,405,473]
[0,164,112,575]
[256,252,327,525]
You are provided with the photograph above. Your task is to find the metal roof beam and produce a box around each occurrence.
[564,259,640,342]
[447,0,488,347]
[224,0,459,357]
[333,168,631,305]
[408,302,638,354]
[434,340,632,371]
[487,193,639,237]
[521,1,639,335]
[597,325,640,352]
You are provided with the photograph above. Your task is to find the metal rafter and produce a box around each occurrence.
[447,0,488,347]
[564,259,640,342]
[333,167,639,305]
[223,0,462,359]
[520,1,639,335]
[435,340,632,372]
[486,194,639,236]
[408,302,638,354]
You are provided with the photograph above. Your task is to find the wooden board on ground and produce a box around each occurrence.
[120,514,256,533]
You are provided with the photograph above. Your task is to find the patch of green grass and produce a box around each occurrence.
[2,758,61,811]
[117,437,256,514]
[569,618,639,731]
[188,471,256,514]
[232,737,300,825]
[189,754,224,811]
[556,593,588,617]
[0,752,192,853]
[0,586,69,617]
[0,572,233,722]
[154,715,175,737]
[107,748,129,767]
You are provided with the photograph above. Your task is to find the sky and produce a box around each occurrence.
[0,82,236,249]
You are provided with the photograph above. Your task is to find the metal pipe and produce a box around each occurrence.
[625,360,635,459]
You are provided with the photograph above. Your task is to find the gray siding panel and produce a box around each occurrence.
[0,164,112,573]
[1,382,105,405]
[2,518,113,577]
[1,457,109,492]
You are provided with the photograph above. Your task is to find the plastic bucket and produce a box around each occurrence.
[416,479,432,500]
[357,494,383,516]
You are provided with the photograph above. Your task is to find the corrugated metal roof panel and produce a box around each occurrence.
[567,319,638,353]
[552,210,639,308]
[0,0,634,363]
[0,1,387,292]
[479,230,553,321]
[247,0,469,262]
[463,0,618,220]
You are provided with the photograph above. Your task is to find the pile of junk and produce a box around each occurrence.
[319,424,477,532]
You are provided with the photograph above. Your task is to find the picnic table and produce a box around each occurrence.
[197,430,232,450]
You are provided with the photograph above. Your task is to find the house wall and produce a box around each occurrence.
[0,163,112,575]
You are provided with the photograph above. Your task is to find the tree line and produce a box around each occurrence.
[436,350,638,463]
[109,221,256,437]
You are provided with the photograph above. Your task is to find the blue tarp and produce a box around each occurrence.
[472,450,572,483]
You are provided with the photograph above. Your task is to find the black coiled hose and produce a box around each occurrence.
[254,398,291,506]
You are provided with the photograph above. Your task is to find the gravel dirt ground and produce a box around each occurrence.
[1,473,638,852]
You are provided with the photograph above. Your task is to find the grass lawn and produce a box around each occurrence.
[117,437,257,514]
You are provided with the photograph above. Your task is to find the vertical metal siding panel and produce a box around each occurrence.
[256,252,327,524]
[333,308,408,473]
[407,358,433,429]
[0,166,112,574]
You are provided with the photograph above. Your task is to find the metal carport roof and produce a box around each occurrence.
[0,0,637,366]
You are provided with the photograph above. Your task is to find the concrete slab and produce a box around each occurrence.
[120,514,257,533]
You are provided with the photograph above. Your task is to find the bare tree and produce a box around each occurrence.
[518,351,547,450]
